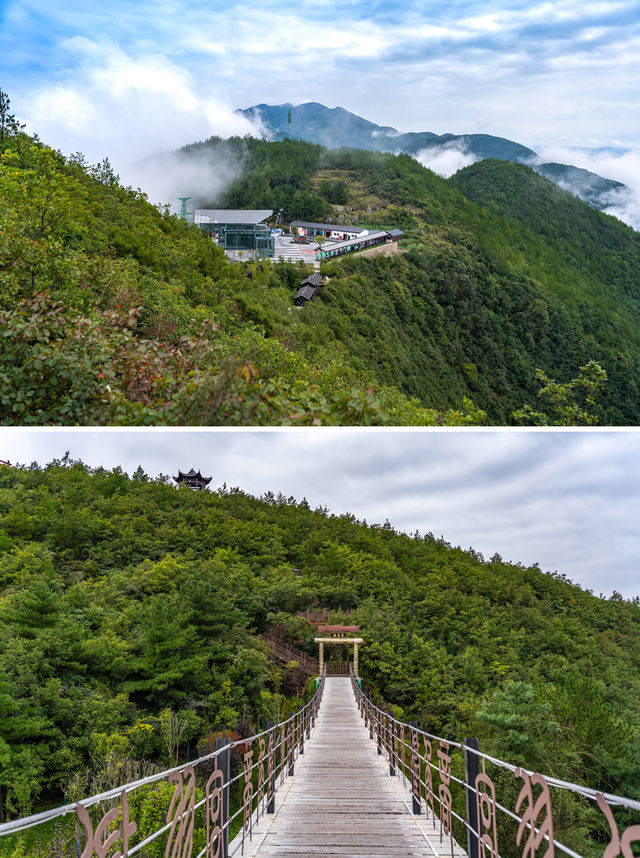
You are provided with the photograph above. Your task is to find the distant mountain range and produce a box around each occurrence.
[238,102,627,211]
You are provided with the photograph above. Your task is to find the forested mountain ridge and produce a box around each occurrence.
[0,460,638,857]
[214,139,640,423]
[238,101,626,210]
[3,121,640,424]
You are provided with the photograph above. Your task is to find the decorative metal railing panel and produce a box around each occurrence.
[0,671,326,858]
[350,667,640,858]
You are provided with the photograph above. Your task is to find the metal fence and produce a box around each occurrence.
[0,670,327,857]
[325,661,350,675]
[349,668,640,858]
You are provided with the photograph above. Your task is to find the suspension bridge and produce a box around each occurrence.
[1,667,639,857]
[246,676,465,858]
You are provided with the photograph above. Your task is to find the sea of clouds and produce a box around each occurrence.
[415,140,640,231]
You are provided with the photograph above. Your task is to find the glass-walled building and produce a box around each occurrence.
[194,209,275,259]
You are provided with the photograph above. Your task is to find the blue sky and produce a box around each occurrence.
[2,0,639,148]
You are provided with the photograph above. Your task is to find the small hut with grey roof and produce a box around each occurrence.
[293,272,327,307]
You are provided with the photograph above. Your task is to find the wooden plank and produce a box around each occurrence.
[243,677,468,858]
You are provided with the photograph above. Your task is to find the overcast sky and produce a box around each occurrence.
[2,428,638,601]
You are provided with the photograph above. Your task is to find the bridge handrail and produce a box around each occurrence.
[0,667,328,849]
[349,666,640,858]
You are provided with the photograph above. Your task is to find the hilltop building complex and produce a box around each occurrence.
[194,209,275,258]
[193,209,402,266]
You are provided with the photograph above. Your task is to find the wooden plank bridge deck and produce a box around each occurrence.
[238,677,468,858]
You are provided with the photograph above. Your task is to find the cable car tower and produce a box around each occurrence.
[178,197,191,223]
[288,108,292,140]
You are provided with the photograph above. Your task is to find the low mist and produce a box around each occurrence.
[414,142,478,178]
[536,145,640,231]
[132,145,245,210]
[22,39,265,209]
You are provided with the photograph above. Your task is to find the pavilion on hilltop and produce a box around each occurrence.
[174,469,212,491]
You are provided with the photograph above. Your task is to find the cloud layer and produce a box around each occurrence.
[2,0,639,169]
[19,38,263,203]
[4,429,640,600]
[535,145,640,229]
[415,142,478,177]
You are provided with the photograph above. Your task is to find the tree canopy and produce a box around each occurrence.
[2,124,639,424]
[0,459,638,857]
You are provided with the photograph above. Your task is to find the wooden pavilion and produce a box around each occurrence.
[173,468,212,490]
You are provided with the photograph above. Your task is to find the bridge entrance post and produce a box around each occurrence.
[464,737,480,858]
[318,641,324,673]
[267,722,276,814]
[354,641,359,676]
[215,736,231,857]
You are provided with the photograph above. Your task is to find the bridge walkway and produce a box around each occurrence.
[242,676,467,858]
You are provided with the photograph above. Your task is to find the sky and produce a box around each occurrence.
[1,0,639,184]
[2,428,639,601]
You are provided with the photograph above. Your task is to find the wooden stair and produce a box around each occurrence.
[258,629,319,675]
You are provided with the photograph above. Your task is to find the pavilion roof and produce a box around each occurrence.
[174,469,212,485]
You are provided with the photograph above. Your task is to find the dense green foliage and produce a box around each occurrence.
[3,123,640,423]
[0,461,638,856]
[0,132,480,426]
[213,137,331,222]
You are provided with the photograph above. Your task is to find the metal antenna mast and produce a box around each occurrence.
[178,197,191,223]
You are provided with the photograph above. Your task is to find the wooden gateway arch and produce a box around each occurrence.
[315,624,363,676]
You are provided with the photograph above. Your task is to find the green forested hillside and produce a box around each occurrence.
[0,131,480,426]
[215,140,640,423]
[1,460,639,855]
[3,124,640,424]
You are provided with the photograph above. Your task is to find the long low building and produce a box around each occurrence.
[315,229,403,261]
[194,209,275,258]
[290,220,369,241]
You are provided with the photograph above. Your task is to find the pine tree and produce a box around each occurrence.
[0,90,25,143]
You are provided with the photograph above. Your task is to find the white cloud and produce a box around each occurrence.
[133,147,244,210]
[23,39,265,202]
[415,142,478,177]
[536,145,640,229]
